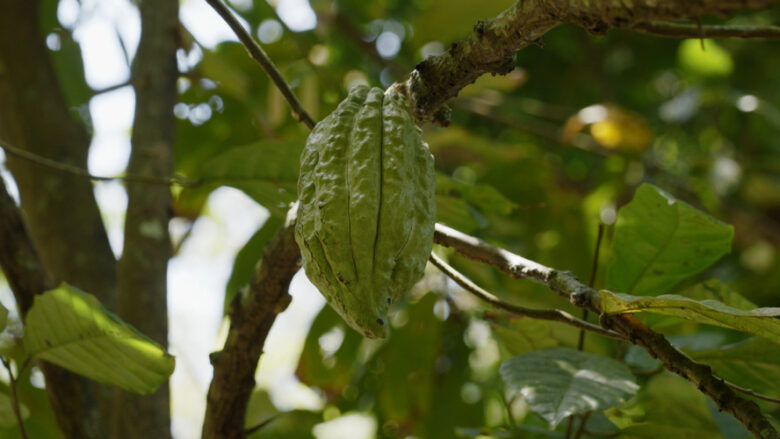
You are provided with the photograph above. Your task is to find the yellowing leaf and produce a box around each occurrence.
[562,104,653,152]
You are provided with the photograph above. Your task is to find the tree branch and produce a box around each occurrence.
[429,253,623,340]
[203,0,316,129]
[405,0,777,123]
[111,0,179,437]
[202,206,300,439]
[0,1,118,436]
[630,21,780,39]
[432,223,779,439]
[0,177,107,439]
[0,142,191,187]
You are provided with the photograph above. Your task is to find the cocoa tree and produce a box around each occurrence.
[1,0,779,438]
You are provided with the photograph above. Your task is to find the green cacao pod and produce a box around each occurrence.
[295,85,435,338]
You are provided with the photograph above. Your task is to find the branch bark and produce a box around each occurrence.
[112,0,179,437]
[433,223,779,439]
[405,0,778,123]
[0,1,118,436]
[202,207,300,439]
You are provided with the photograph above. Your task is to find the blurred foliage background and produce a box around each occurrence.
[13,0,780,437]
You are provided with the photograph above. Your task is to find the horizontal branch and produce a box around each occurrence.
[631,21,780,39]
[405,0,777,122]
[1,142,191,187]
[432,223,779,439]
[429,253,624,340]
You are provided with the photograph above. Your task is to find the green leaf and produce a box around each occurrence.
[616,374,721,438]
[192,140,303,216]
[679,39,734,77]
[500,347,638,427]
[606,184,734,295]
[295,305,363,396]
[689,337,780,398]
[224,215,283,312]
[436,195,485,233]
[436,173,517,216]
[23,283,175,394]
[488,315,558,357]
[599,290,780,343]
[681,279,756,310]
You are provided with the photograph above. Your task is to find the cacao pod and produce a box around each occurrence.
[295,85,436,338]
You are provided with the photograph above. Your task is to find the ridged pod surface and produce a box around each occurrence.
[295,85,435,338]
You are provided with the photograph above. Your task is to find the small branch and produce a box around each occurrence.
[91,80,131,96]
[244,415,279,436]
[432,223,779,439]
[630,22,780,39]
[1,143,193,187]
[578,223,605,350]
[726,381,780,405]
[429,253,623,340]
[1,358,28,439]
[203,0,316,129]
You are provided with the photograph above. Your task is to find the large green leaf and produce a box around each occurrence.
[23,284,175,394]
[689,337,780,398]
[606,184,733,295]
[599,290,780,343]
[500,347,638,427]
[192,140,303,216]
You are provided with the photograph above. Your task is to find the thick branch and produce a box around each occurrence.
[405,0,777,122]
[112,0,179,437]
[433,223,779,439]
[202,207,300,439]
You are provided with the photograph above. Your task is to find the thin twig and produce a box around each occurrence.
[567,224,604,438]
[1,143,194,187]
[203,0,316,129]
[574,412,591,439]
[2,358,29,439]
[577,223,605,351]
[91,80,131,96]
[631,22,780,39]
[244,415,279,435]
[429,253,624,340]
[726,381,780,405]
